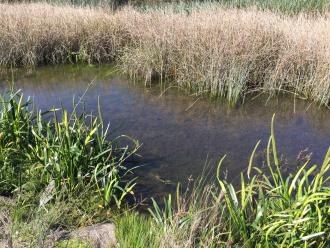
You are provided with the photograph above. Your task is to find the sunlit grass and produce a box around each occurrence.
[115,211,158,248]
[1,3,329,106]
[146,115,330,247]
[0,89,139,208]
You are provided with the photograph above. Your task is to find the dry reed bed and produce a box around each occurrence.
[0,4,125,65]
[0,3,330,105]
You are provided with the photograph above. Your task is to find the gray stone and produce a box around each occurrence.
[68,223,117,248]
[39,180,55,207]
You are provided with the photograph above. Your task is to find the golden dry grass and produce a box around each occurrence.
[118,7,330,105]
[0,3,329,105]
[0,3,125,66]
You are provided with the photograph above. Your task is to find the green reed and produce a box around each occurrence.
[216,115,330,246]
[0,89,139,208]
[0,90,33,194]
[148,115,330,247]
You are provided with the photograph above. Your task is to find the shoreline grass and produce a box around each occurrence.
[117,116,330,247]
[0,3,330,106]
[0,88,139,206]
[0,87,140,246]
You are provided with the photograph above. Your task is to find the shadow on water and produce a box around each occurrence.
[1,65,329,201]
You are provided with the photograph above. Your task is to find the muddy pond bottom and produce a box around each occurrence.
[1,65,329,199]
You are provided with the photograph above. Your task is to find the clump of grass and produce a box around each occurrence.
[56,239,93,248]
[0,90,34,195]
[215,115,330,246]
[115,211,158,248]
[0,89,139,208]
[147,115,330,247]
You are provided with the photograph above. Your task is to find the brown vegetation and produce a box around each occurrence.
[0,3,329,105]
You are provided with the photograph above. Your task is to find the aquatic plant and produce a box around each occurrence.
[0,89,139,208]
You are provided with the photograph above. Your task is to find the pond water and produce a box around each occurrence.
[1,65,329,199]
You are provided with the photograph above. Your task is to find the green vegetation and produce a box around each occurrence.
[222,0,330,13]
[138,0,330,14]
[115,211,158,247]
[0,88,139,205]
[56,239,93,248]
[2,0,330,13]
[0,88,139,246]
[117,116,330,247]
[216,0,330,13]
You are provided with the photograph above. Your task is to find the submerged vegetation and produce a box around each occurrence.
[0,3,330,105]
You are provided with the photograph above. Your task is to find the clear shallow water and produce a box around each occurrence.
[1,65,330,199]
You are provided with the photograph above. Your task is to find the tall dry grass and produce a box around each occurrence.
[0,3,126,66]
[118,7,330,105]
[0,3,329,105]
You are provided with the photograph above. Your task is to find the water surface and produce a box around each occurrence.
[1,65,329,198]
